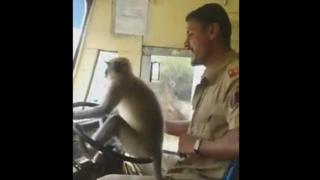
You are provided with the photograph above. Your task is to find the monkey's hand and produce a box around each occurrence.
[73,107,106,120]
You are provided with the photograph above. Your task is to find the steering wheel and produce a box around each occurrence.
[73,102,153,164]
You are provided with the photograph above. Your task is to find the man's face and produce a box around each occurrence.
[184,20,211,66]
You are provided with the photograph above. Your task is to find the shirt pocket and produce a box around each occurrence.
[203,114,229,140]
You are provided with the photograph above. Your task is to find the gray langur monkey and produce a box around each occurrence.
[73,57,164,180]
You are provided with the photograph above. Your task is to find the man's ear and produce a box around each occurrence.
[208,23,220,40]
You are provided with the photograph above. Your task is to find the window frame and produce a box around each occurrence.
[83,49,118,103]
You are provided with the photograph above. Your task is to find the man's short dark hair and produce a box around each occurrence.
[186,3,232,48]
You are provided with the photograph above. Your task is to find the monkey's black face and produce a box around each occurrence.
[104,61,117,77]
[105,67,109,77]
[104,62,120,77]
[105,59,131,77]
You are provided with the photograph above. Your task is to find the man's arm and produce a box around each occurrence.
[178,89,239,160]
[165,120,190,136]
[198,128,239,159]
[178,128,239,160]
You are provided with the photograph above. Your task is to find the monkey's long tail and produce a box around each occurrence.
[153,152,163,180]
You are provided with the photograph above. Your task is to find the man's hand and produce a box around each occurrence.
[178,128,239,159]
[178,133,197,154]
[165,120,190,136]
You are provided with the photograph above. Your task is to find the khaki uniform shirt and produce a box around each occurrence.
[166,50,239,180]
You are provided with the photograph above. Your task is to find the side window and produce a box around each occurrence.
[151,55,194,121]
[141,47,205,121]
[85,51,118,104]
